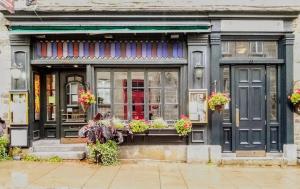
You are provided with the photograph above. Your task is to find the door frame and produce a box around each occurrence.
[221,64,282,152]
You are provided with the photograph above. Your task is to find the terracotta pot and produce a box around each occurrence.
[215,105,224,112]
[81,103,90,112]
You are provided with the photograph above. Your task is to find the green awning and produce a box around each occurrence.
[9,25,210,34]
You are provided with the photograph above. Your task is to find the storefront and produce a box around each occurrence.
[4,11,296,157]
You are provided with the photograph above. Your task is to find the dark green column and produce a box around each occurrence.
[210,33,222,145]
[282,34,294,144]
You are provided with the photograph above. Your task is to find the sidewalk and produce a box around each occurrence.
[0,161,300,189]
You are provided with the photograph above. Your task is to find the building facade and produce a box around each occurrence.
[1,0,300,163]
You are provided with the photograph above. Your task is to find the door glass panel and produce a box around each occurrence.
[46,74,56,121]
[222,67,231,121]
[270,66,278,121]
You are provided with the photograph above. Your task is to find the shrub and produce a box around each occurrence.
[47,156,63,163]
[129,120,149,133]
[23,154,41,162]
[151,118,168,129]
[12,147,22,156]
[88,140,119,166]
[0,135,9,160]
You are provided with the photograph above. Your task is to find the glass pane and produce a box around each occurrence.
[222,41,236,57]
[149,104,161,120]
[71,94,78,104]
[264,42,278,58]
[222,67,231,121]
[132,88,144,104]
[165,89,178,103]
[46,74,56,121]
[97,89,111,104]
[114,88,128,103]
[47,105,56,121]
[114,72,127,88]
[149,89,161,103]
[71,83,78,94]
[164,104,178,120]
[235,41,249,57]
[97,72,110,88]
[148,72,161,87]
[270,67,278,121]
[165,72,178,87]
[114,104,128,120]
[98,105,111,117]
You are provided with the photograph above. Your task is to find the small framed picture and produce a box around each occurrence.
[188,89,208,123]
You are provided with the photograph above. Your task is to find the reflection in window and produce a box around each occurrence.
[164,72,179,121]
[12,51,26,90]
[222,67,231,121]
[114,72,128,120]
[270,66,278,121]
[148,72,161,120]
[97,72,111,117]
[46,74,56,121]
[221,41,277,58]
[132,72,145,120]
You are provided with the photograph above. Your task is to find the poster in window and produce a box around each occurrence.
[9,92,28,125]
[34,74,40,120]
[188,89,208,123]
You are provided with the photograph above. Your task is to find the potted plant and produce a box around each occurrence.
[129,120,149,134]
[12,147,22,160]
[208,92,230,112]
[288,89,300,112]
[112,117,125,130]
[151,117,168,129]
[79,90,96,112]
[174,115,192,136]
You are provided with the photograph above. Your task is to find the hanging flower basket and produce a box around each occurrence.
[288,89,300,114]
[79,90,96,112]
[208,92,230,112]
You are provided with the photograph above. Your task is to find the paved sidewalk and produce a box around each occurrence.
[0,161,300,189]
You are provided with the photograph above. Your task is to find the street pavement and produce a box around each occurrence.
[0,161,300,189]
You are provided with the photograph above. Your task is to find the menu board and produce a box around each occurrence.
[188,89,208,123]
[10,92,28,125]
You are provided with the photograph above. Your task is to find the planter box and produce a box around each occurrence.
[148,128,178,135]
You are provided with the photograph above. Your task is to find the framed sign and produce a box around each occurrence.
[9,92,28,125]
[188,89,208,123]
[34,73,41,120]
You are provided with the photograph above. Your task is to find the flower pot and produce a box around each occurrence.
[215,105,224,112]
[13,155,21,161]
[81,103,90,112]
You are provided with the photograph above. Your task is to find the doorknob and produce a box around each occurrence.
[236,108,240,127]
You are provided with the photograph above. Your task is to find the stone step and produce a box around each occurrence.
[32,139,60,146]
[33,144,87,152]
[220,157,287,166]
[29,151,86,160]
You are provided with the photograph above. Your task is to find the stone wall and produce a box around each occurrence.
[294,15,300,149]
[0,13,11,129]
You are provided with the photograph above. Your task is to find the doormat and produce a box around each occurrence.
[236,150,266,157]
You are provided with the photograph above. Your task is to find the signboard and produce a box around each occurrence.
[188,89,208,123]
[9,92,28,125]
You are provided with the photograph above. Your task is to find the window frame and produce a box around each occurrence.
[95,68,180,121]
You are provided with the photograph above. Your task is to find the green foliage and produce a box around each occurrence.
[174,115,192,136]
[208,92,230,111]
[47,156,63,163]
[11,147,22,156]
[0,135,9,160]
[23,154,41,162]
[151,118,168,129]
[112,118,125,129]
[289,91,300,105]
[129,120,149,133]
[88,140,119,166]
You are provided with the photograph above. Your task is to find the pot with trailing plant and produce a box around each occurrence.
[78,90,96,112]
[174,115,192,140]
[12,147,22,160]
[129,119,150,135]
[288,89,300,114]
[208,92,230,112]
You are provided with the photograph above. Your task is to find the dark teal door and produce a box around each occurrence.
[234,66,266,150]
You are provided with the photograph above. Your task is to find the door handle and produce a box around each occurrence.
[236,108,240,127]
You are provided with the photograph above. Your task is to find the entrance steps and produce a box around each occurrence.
[29,139,87,160]
[220,153,287,166]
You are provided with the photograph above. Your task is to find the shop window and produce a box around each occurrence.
[221,41,277,58]
[96,70,179,121]
[11,51,26,90]
[46,74,56,121]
